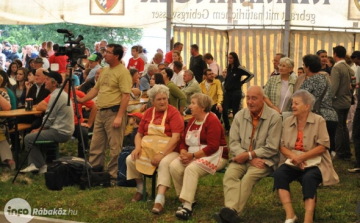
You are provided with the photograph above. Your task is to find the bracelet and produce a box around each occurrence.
[159,151,165,156]
[192,153,196,159]
[248,152,253,161]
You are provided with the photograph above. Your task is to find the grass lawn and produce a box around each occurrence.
[1,140,360,223]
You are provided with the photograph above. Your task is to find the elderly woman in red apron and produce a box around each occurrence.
[169,93,229,220]
[126,84,184,214]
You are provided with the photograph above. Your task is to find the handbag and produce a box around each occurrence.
[312,81,328,115]
[285,150,321,170]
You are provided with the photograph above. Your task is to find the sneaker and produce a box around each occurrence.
[331,151,336,158]
[38,165,47,174]
[348,165,360,173]
[20,163,39,173]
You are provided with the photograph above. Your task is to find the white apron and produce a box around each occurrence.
[186,113,223,175]
[135,108,171,175]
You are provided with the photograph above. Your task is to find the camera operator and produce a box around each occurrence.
[49,44,68,73]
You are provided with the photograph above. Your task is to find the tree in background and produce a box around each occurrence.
[0,23,142,52]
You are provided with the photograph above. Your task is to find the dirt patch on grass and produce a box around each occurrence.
[1,172,33,184]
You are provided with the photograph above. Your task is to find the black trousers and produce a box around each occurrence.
[273,164,322,200]
[73,124,89,158]
[222,90,242,131]
[334,108,351,158]
[352,107,360,166]
[326,120,338,153]
[211,104,222,120]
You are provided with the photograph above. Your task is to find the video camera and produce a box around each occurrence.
[56,29,86,63]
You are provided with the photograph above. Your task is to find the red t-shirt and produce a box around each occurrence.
[44,90,94,125]
[49,55,68,73]
[164,50,173,64]
[180,112,229,159]
[138,105,184,152]
[127,57,145,72]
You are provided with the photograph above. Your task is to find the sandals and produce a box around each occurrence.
[177,201,197,211]
[175,207,192,220]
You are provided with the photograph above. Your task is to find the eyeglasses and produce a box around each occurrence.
[105,50,114,54]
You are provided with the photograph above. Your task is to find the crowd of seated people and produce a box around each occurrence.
[3,39,360,223]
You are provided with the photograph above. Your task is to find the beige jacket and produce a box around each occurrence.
[229,104,282,169]
[281,112,340,186]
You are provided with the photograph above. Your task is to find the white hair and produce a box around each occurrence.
[147,84,169,101]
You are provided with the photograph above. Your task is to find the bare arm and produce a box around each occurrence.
[77,88,99,103]
[0,94,11,111]
[113,93,130,128]
[35,100,48,112]
[86,103,97,128]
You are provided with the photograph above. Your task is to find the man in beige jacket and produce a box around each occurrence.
[214,85,282,223]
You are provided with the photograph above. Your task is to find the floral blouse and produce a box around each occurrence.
[300,74,338,122]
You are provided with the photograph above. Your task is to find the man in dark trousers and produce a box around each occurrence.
[189,44,207,83]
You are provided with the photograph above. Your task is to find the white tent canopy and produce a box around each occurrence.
[1,0,360,31]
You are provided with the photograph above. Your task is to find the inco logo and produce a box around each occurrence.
[355,0,360,11]
[4,198,34,223]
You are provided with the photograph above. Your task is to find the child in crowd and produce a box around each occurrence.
[123,113,143,147]
[127,46,145,74]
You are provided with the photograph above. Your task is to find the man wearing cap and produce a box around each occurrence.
[36,73,97,158]
[21,71,74,174]
[86,53,102,81]
[77,43,132,182]
[34,58,44,69]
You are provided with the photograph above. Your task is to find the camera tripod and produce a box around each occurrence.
[12,62,91,188]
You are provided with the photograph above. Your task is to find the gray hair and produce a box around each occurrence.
[147,64,158,73]
[279,57,294,69]
[292,89,315,110]
[190,93,212,112]
[147,84,170,102]
[184,70,194,78]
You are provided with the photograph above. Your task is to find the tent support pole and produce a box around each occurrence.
[283,0,291,56]
[166,0,173,52]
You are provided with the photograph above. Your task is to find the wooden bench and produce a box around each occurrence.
[9,123,32,133]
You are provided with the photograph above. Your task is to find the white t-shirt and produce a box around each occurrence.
[171,70,185,87]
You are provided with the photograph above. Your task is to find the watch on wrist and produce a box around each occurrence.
[248,151,253,161]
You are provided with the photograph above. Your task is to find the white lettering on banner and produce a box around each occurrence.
[141,0,330,5]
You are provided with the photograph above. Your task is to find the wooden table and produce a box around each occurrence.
[0,108,43,169]
[128,98,149,106]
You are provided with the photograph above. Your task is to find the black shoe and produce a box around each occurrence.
[214,212,228,223]
[219,207,241,223]
[175,207,192,220]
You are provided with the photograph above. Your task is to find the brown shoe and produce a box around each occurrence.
[152,203,163,214]
[131,192,144,202]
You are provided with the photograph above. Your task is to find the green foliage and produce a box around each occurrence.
[0,23,142,51]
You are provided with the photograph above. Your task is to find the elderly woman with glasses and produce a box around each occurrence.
[273,90,339,223]
[264,57,297,113]
[126,84,184,214]
[169,93,229,220]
